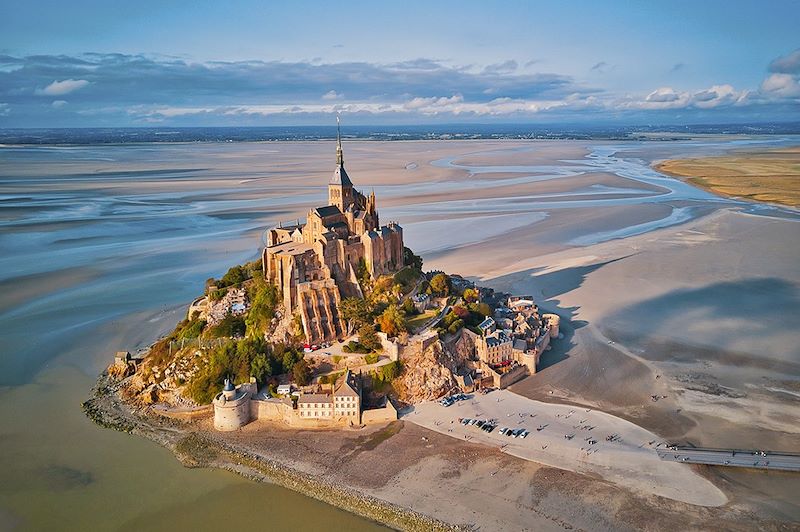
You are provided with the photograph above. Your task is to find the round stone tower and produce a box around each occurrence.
[213,378,251,431]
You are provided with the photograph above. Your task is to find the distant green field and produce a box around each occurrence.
[657,146,800,208]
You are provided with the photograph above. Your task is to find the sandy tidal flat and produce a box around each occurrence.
[1,137,799,529]
[408,390,727,506]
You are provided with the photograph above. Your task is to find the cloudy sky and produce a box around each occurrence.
[1,0,799,127]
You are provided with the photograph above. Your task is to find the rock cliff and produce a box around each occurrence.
[395,332,473,403]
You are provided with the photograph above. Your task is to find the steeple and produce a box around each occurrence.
[330,114,353,187]
[336,115,344,166]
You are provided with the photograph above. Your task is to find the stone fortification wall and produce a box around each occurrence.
[543,313,560,338]
[251,397,293,422]
[520,351,538,374]
[377,332,400,361]
[250,398,381,428]
[361,401,398,425]
[480,360,529,389]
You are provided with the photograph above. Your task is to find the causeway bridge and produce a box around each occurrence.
[657,445,800,472]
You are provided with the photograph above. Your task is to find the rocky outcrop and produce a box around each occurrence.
[395,338,460,403]
[450,328,478,364]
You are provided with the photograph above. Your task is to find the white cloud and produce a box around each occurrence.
[760,73,800,98]
[403,94,463,110]
[0,103,9,116]
[646,87,683,103]
[690,84,742,108]
[35,79,91,96]
[769,49,800,74]
[322,90,342,100]
[627,84,748,110]
[51,100,68,108]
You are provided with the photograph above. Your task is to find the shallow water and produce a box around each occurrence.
[0,142,390,531]
[0,137,797,529]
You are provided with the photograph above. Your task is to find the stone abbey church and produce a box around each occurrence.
[262,124,404,344]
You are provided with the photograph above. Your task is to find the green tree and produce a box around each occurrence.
[177,318,206,340]
[339,297,373,335]
[282,349,302,374]
[380,360,403,381]
[401,298,417,316]
[403,247,423,271]
[245,282,279,336]
[246,258,263,279]
[356,257,371,292]
[250,352,271,384]
[209,288,227,302]
[468,302,492,318]
[429,273,451,296]
[462,287,479,303]
[358,324,382,352]
[377,304,407,338]
[448,319,464,334]
[207,314,246,338]
[292,359,311,386]
[220,264,249,287]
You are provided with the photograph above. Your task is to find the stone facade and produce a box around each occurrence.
[211,370,397,431]
[263,125,404,344]
[474,296,561,388]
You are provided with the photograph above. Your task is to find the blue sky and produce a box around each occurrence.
[1,0,798,127]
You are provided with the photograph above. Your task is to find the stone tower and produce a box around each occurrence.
[328,116,354,211]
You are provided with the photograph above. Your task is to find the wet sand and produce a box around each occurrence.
[1,137,799,528]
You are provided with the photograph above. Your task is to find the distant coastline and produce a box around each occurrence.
[2,122,800,145]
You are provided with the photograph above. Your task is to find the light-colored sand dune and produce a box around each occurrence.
[408,390,727,507]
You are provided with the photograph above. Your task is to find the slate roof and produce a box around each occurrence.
[331,164,353,186]
[315,205,342,217]
[298,393,333,404]
[334,370,360,397]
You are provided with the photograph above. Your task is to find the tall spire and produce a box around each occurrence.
[330,114,352,187]
[336,114,344,166]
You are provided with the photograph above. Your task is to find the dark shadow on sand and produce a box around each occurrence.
[604,277,800,373]
[476,256,635,373]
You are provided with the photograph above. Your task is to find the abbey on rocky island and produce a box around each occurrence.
[262,121,404,344]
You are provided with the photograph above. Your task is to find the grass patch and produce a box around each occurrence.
[657,148,800,207]
[406,309,438,331]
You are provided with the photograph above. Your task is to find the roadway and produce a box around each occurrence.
[657,446,800,472]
